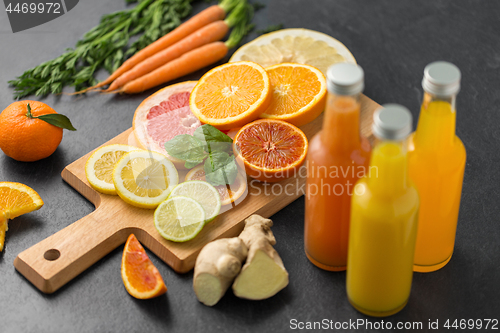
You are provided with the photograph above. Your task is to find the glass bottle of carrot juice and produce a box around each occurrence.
[408,61,466,272]
[347,105,419,317]
[304,63,371,271]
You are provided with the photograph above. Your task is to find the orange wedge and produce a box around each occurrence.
[185,165,247,206]
[121,234,167,299]
[189,61,272,130]
[0,182,44,252]
[233,119,308,182]
[261,63,327,127]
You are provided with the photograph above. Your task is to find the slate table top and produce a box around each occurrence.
[1,1,499,332]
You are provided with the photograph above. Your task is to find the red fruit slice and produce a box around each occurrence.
[133,81,201,169]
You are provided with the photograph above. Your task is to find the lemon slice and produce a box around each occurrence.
[85,144,140,195]
[154,196,206,242]
[113,150,179,209]
[230,28,356,75]
[168,180,221,224]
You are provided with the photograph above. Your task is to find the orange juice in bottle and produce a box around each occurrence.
[304,63,371,271]
[408,61,466,272]
[347,105,419,317]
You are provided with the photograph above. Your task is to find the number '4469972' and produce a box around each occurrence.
[444,319,498,330]
[5,2,61,14]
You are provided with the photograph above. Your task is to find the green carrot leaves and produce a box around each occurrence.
[9,0,193,99]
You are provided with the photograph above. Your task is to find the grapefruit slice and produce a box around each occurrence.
[133,81,201,170]
[233,119,308,182]
[121,234,167,299]
[229,28,356,76]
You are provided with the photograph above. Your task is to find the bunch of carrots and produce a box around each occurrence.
[79,0,253,95]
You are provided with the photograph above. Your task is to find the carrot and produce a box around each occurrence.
[77,0,239,94]
[116,42,229,94]
[106,20,229,92]
[110,1,253,94]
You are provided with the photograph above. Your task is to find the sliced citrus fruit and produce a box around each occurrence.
[262,63,327,127]
[189,61,272,130]
[168,181,221,224]
[0,182,44,251]
[0,215,7,252]
[121,234,167,299]
[133,81,201,170]
[85,144,140,195]
[230,28,356,76]
[233,119,308,182]
[113,150,179,209]
[185,165,247,206]
[154,196,205,242]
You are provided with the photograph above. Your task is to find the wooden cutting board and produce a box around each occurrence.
[14,95,379,294]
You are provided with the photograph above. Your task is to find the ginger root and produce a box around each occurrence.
[193,237,247,306]
[232,215,289,300]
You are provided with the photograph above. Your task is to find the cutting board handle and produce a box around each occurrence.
[14,209,130,294]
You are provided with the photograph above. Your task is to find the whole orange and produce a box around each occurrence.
[0,101,63,162]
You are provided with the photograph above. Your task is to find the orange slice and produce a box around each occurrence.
[121,234,167,299]
[189,61,272,130]
[0,182,44,251]
[261,63,327,127]
[233,119,308,182]
[185,165,247,206]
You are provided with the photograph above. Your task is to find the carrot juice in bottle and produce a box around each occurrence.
[347,105,419,317]
[304,63,371,271]
[408,61,466,272]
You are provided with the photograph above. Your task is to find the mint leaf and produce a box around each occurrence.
[194,124,232,153]
[204,151,237,186]
[165,134,206,168]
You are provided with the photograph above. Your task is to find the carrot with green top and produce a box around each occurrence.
[108,1,253,94]
[106,20,229,92]
[78,0,241,93]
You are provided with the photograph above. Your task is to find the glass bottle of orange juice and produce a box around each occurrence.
[347,105,419,317]
[304,63,371,271]
[408,61,466,272]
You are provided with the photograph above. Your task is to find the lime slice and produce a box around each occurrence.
[154,196,206,242]
[168,181,221,224]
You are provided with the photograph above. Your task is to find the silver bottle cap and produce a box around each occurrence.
[422,61,461,96]
[326,63,364,95]
[372,104,412,141]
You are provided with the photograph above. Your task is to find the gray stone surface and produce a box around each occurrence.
[0,0,499,332]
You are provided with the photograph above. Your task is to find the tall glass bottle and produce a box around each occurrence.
[304,63,371,271]
[408,61,466,272]
[347,105,419,317]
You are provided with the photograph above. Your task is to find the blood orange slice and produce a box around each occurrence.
[185,165,247,207]
[233,119,308,182]
[133,81,201,169]
[121,234,167,299]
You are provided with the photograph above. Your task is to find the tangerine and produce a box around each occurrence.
[0,101,63,162]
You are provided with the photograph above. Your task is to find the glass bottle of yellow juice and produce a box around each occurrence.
[304,63,371,271]
[408,61,466,272]
[347,105,420,317]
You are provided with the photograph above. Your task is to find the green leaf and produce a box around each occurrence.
[204,152,237,186]
[193,124,233,153]
[164,134,206,163]
[36,114,77,131]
